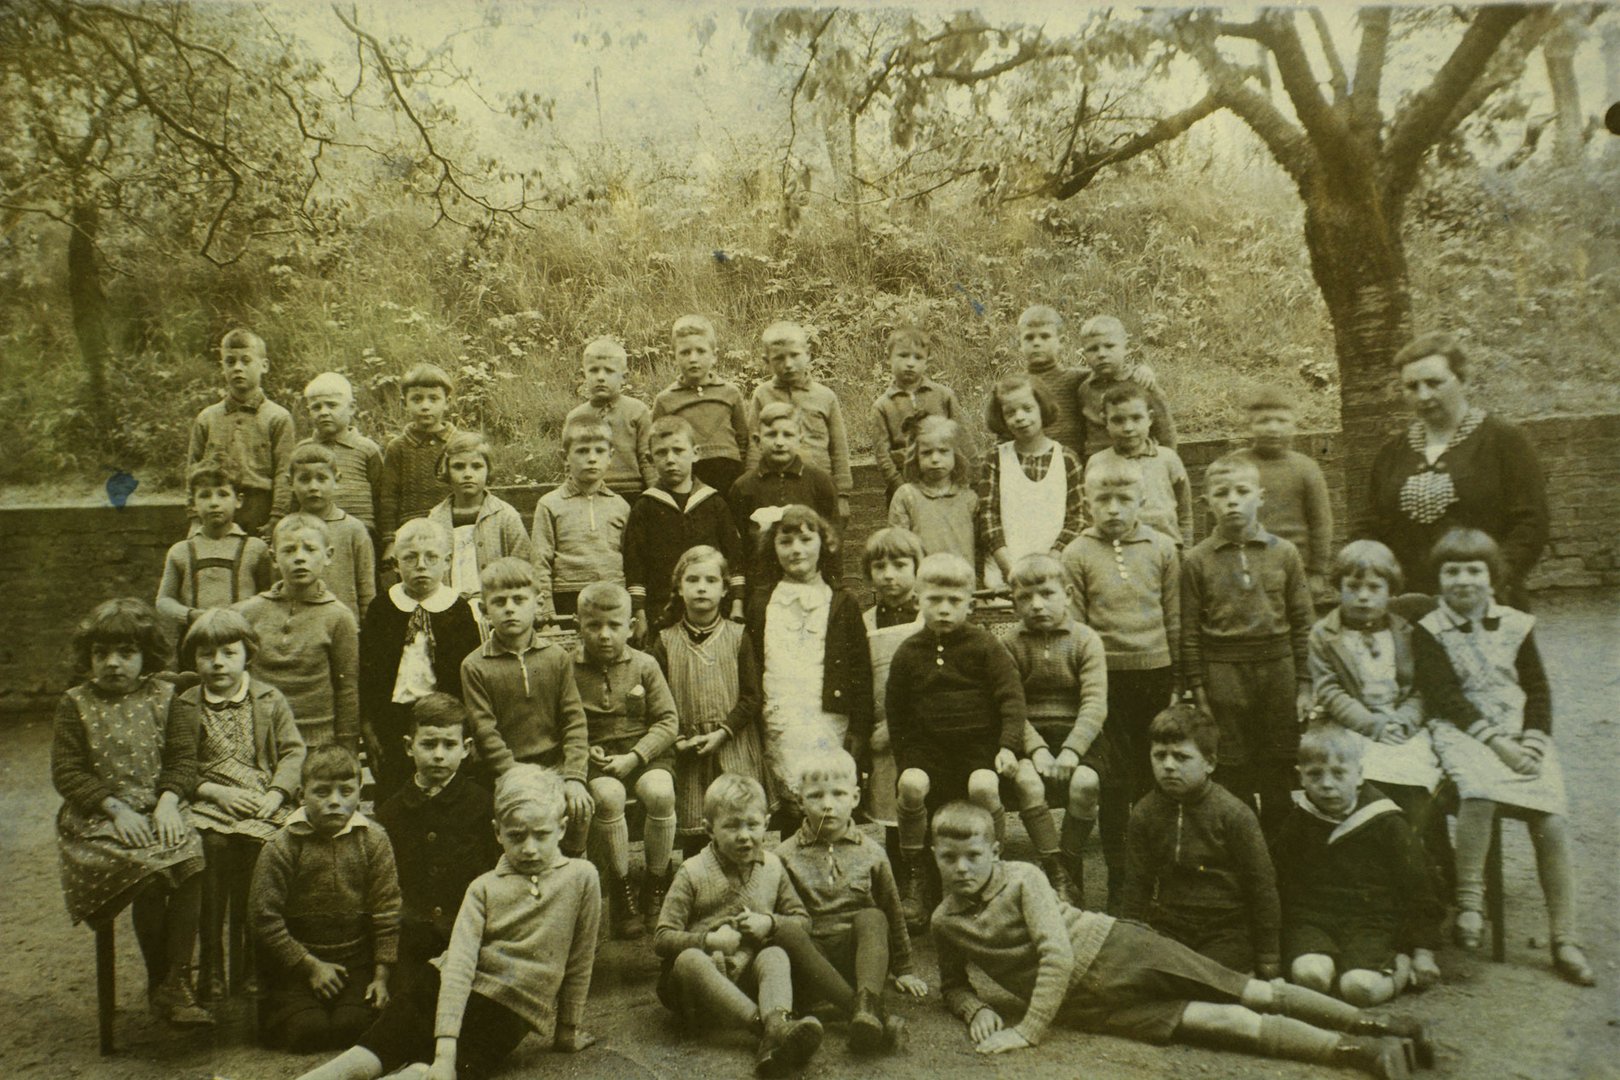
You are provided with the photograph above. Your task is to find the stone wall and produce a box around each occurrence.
[4,413,1616,719]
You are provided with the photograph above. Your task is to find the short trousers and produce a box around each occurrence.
[1031,722,1116,806]
[898,736,1004,812]
[587,734,675,788]
[1149,905,1259,975]
[1284,919,1400,975]
[357,966,530,1080]
[1065,919,1250,1044]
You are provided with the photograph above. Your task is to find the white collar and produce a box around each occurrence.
[201,676,251,706]
[285,806,371,836]
[390,581,459,613]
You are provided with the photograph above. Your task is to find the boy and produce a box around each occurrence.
[869,325,961,501]
[287,372,383,533]
[236,513,360,752]
[459,557,593,844]
[1060,456,1180,900]
[860,527,927,850]
[377,362,457,560]
[1230,385,1334,603]
[886,553,1070,928]
[156,461,274,629]
[251,745,400,1051]
[1272,725,1443,1006]
[653,773,827,1078]
[624,416,746,640]
[373,693,500,982]
[777,751,927,1054]
[1121,705,1281,976]
[531,415,631,622]
[571,582,680,938]
[1001,553,1110,908]
[187,327,296,534]
[288,442,376,621]
[928,800,1431,1078]
[1014,304,1087,458]
[728,402,840,588]
[652,314,752,496]
[745,321,852,522]
[1088,383,1192,547]
[1182,454,1314,835]
[1075,315,1176,458]
[564,336,657,500]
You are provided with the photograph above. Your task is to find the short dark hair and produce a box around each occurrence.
[1393,331,1469,382]
[1100,381,1150,415]
[401,363,456,395]
[181,608,260,671]
[73,598,170,678]
[1148,703,1219,762]
[408,692,470,737]
[1429,527,1506,585]
[288,441,339,477]
[862,527,926,577]
[985,372,1057,440]
[887,324,931,355]
[302,744,361,785]
[759,504,839,586]
[187,460,240,496]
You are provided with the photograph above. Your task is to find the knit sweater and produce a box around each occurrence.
[188,390,296,498]
[1023,359,1087,457]
[277,429,384,528]
[1003,619,1109,757]
[1077,371,1176,458]
[1120,781,1281,968]
[530,480,630,599]
[430,856,601,1039]
[654,846,810,961]
[235,583,360,746]
[378,423,456,542]
[155,528,273,624]
[1086,442,1192,546]
[888,483,978,569]
[777,822,915,976]
[886,623,1027,759]
[565,396,657,491]
[307,507,375,620]
[652,378,751,463]
[375,772,501,943]
[427,492,533,588]
[623,485,745,617]
[569,646,680,763]
[1230,446,1333,577]
[745,380,853,495]
[1061,525,1180,673]
[931,860,1116,1046]
[1180,527,1312,685]
[461,635,590,780]
[869,378,962,488]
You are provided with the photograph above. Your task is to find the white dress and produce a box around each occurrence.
[761,580,848,801]
[985,440,1067,590]
[1341,629,1442,791]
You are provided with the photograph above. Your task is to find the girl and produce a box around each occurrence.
[649,546,766,857]
[888,415,979,571]
[177,608,306,998]
[426,431,533,607]
[358,518,482,800]
[1412,527,1594,986]
[52,598,213,1026]
[743,506,872,830]
[977,373,1083,590]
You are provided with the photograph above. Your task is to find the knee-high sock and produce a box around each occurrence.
[591,807,631,879]
[131,885,169,987]
[644,810,676,879]
[1257,1015,1343,1063]
[850,909,891,996]
[1453,798,1496,913]
[753,946,794,1017]
[1530,814,1578,943]
[672,951,760,1032]
[1267,980,1363,1031]
[1061,808,1096,863]
[164,873,203,976]
[993,807,1007,846]
[774,922,855,1014]
[897,800,929,852]
[1021,804,1061,856]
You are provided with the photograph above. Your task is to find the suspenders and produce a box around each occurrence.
[187,535,250,606]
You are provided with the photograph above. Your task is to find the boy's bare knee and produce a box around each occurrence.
[1338,969,1395,1007]
[967,769,1002,808]
[897,769,930,806]
[636,770,676,812]
[589,777,627,817]
[1290,954,1336,993]
[1068,767,1100,813]
[1012,760,1046,804]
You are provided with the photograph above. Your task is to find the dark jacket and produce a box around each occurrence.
[358,589,483,736]
[746,584,873,757]
[374,771,501,955]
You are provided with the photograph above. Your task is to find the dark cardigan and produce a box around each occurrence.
[374,771,501,957]
[745,584,874,758]
[358,591,483,734]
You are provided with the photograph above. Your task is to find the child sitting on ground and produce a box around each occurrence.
[251,745,400,1051]
[571,582,681,939]
[887,415,979,571]
[860,527,927,855]
[1271,725,1443,1006]
[188,327,295,535]
[358,519,481,801]
[1413,528,1595,986]
[1087,383,1192,547]
[728,402,841,591]
[565,336,657,500]
[236,513,360,753]
[1230,385,1334,604]
[928,800,1432,1079]
[53,598,212,1026]
[869,324,962,503]
[156,462,273,631]
[777,750,928,1054]
[979,373,1084,589]
[294,765,600,1080]
[1075,314,1176,458]
[653,314,752,496]
[426,431,532,610]
[377,363,457,560]
[293,371,383,534]
[288,442,376,621]
[746,321,853,523]
[1120,704,1280,977]
[1002,553,1109,908]
[531,415,631,623]
[373,693,500,983]
[648,546,766,860]
[653,774,826,1078]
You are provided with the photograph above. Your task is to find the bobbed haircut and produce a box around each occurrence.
[672,314,716,342]
[1331,539,1404,593]
[436,430,494,483]
[561,415,613,452]
[932,800,997,844]
[303,371,354,400]
[862,527,926,577]
[181,608,259,671]
[756,401,804,432]
[1298,722,1364,767]
[703,773,768,823]
[576,581,632,619]
[1148,703,1220,762]
[985,372,1057,440]
[649,415,697,448]
[303,743,361,785]
[759,505,839,585]
[1244,384,1296,412]
[794,748,858,791]
[408,691,470,737]
[662,544,730,627]
[916,552,974,591]
[903,415,971,486]
[393,517,450,556]
[273,511,330,546]
[1009,552,1067,591]
[1429,527,1506,585]
[219,327,266,355]
[886,324,932,355]
[493,763,566,823]
[1392,330,1469,382]
[1100,381,1151,414]
[187,460,241,496]
[74,598,170,677]
[1016,304,1062,329]
[479,556,539,596]
[289,441,339,476]
[401,363,455,395]
[1083,455,1144,495]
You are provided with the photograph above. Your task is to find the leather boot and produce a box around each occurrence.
[1333,1035,1413,1079]
[643,865,672,936]
[612,869,643,940]
[898,852,931,933]
[849,988,885,1054]
[1040,854,1082,908]
[1352,1016,1434,1070]
[755,1009,823,1077]
[151,968,216,1027]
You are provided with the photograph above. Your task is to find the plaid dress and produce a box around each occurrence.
[186,693,290,842]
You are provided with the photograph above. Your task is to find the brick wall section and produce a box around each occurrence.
[4,414,1615,719]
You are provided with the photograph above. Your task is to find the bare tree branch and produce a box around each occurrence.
[1047,91,1221,198]
[927,36,1064,85]
[780,8,838,200]
[1309,8,1350,102]
[1249,10,1351,160]
[1350,7,1391,128]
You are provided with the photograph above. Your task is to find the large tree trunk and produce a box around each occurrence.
[1602,21,1620,161]
[67,200,114,434]
[1543,15,1584,166]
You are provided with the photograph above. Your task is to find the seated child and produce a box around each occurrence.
[1002,553,1109,908]
[53,598,212,1026]
[426,431,532,608]
[978,373,1084,589]
[564,335,657,499]
[653,774,826,1078]
[531,415,631,622]
[188,327,295,534]
[377,363,457,559]
[156,462,273,631]
[625,415,746,641]
[1272,725,1443,1006]
[374,693,500,982]
[887,415,978,571]
[928,801,1432,1079]
[294,765,600,1080]
[1120,705,1280,977]
[777,751,927,1054]
[869,324,962,502]
[288,442,376,621]
[358,518,482,801]
[1413,528,1594,986]
[728,402,840,590]
[1075,314,1176,458]
[746,320,853,521]
[571,582,680,939]
[653,314,752,496]
[295,371,383,534]
[251,745,401,1051]
[176,609,305,998]
[885,553,1062,930]
[236,513,360,753]
[860,527,928,852]
[1230,386,1333,603]
[648,545,766,860]
[1087,383,1192,546]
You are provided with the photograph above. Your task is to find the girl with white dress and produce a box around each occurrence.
[977,373,1085,591]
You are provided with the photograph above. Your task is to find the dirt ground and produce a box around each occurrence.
[3,589,1617,1080]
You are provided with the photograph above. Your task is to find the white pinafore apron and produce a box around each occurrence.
[986,440,1068,589]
